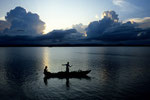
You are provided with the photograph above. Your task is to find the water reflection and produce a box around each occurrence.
[43,77,48,86]
[43,76,91,88]
[43,77,71,87]
[42,47,50,71]
[66,78,70,88]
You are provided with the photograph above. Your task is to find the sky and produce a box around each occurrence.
[0,0,150,45]
[0,0,150,33]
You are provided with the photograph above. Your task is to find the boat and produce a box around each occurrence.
[44,70,91,79]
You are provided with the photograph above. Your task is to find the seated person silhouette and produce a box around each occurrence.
[44,66,48,74]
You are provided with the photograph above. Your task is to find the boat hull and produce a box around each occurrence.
[44,70,91,79]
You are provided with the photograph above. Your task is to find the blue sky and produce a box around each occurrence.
[0,0,150,33]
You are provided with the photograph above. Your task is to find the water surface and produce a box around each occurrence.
[0,47,150,100]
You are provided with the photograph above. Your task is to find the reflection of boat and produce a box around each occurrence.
[44,70,91,79]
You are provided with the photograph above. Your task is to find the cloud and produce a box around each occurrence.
[86,10,119,39]
[0,6,150,45]
[0,20,10,32]
[101,21,140,41]
[86,10,150,41]
[125,17,150,29]
[112,0,125,7]
[0,28,86,45]
[0,6,87,45]
[4,6,45,35]
[112,0,141,12]
[38,29,85,42]
[101,11,119,22]
[72,23,87,35]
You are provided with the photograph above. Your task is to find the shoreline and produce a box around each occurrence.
[0,44,150,47]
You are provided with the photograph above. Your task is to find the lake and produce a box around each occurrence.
[0,47,150,100]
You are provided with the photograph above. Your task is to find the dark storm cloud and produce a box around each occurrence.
[86,12,119,39]
[0,35,35,45]
[4,7,45,35]
[101,21,139,41]
[0,28,85,45]
[38,29,85,41]
[86,10,150,41]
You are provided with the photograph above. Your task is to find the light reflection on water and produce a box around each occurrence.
[0,47,150,100]
[43,47,50,71]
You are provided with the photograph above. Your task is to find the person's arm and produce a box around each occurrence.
[62,64,66,66]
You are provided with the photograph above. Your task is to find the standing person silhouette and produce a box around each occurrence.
[62,62,72,73]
